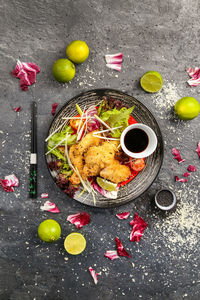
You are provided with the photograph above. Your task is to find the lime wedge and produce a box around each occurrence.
[97,177,117,192]
[64,233,86,255]
[140,71,163,93]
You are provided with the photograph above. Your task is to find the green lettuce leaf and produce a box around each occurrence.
[60,169,73,176]
[47,147,65,161]
[100,106,134,137]
[47,125,77,160]
[48,125,76,148]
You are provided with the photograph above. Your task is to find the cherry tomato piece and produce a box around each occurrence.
[69,115,82,130]
[129,158,145,172]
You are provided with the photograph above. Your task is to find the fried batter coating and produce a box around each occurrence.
[82,142,117,177]
[100,161,131,183]
[68,132,129,185]
[69,132,101,184]
[76,132,101,154]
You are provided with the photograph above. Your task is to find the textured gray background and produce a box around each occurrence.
[0,0,200,299]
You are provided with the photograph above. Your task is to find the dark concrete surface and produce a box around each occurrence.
[1,0,200,299]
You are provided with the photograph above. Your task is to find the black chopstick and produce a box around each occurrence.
[29,101,37,198]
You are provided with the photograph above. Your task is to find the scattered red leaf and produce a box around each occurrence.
[175,176,188,183]
[129,213,148,242]
[183,172,190,177]
[14,106,21,112]
[104,250,119,260]
[172,148,185,163]
[11,60,40,91]
[186,67,200,86]
[51,102,58,116]
[105,52,123,72]
[0,180,14,192]
[67,212,90,229]
[40,201,60,213]
[88,267,100,284]
[115,237,131,258]
[187,165,196,172]
[0,174,19,192]
[116,212,130,220]
[41,193,49,198]
[196,141,200,158]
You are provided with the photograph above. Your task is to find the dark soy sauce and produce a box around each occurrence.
[124,128,149,153]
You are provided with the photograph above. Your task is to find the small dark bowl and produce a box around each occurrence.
[155,189,176,211]
[45,89,164,208]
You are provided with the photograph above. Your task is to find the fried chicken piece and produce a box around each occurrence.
[82,141,118,178]
[69,172,80,185]
[69,132,101,184]
[76,132,101,155]
[69,144,84,171]
[100,160,131,183]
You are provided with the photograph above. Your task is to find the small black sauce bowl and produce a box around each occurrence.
[155,189,176,211]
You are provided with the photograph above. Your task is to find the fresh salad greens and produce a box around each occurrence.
[47,125,77,160]
[99,106,134,137]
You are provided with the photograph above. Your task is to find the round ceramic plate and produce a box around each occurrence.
[45,89,164,208]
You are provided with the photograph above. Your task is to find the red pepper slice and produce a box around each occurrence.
[129,158,145,172]
[128,115,137,125]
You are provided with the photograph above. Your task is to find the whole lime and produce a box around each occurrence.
[174,97,200,120]
[66,40,89,64]
[38,219,61,242]
[52,58,75,82]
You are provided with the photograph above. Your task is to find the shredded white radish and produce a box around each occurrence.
[93,126,122,135]
[74,167,91,192]
[92,135,120,141]
[64,134,70,159]
[62,116,91,120]
[45,120,67,142]
[94,114,114,132]
[86,179,97,195]
[77,188,86,198]
[77,118,88,141]
[64,139,90,192]
[83,111,88,139]
[77,105,86,136]
[45,136,67,155]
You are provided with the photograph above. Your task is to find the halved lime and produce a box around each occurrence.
[97,177,117,192]
[174,97,200,120]
[38,219,61,242]
[64,233,86,255]
[140,71,163,93]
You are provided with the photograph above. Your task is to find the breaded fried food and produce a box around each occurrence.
[100,160,131,183]
[69,132,101,184]
[76,132,101,154]
[82,141,119,177]
[69,144,84,171]
[69,171,80,185]
[68,132,128,185]
[84,142,116,168]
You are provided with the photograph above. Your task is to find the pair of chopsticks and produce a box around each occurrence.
[29,101,37,198]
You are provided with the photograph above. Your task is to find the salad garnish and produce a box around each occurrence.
[46,96,146,203]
